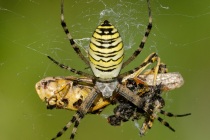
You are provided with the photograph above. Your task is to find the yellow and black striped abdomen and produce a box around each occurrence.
[88,20,124,80]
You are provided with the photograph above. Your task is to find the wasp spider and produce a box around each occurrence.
[45,0,168,139]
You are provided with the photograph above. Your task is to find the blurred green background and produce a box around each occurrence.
[0,0,209,140]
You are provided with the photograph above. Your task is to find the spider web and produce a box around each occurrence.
[70,0,149,51]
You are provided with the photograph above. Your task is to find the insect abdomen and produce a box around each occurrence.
[88,20,124,80]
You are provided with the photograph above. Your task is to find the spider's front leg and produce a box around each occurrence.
[60,0,89,66]
[116,84,145,109]
[51,87,99,140]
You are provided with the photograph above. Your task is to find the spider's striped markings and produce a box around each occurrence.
[88,20,124,79]
[88,20,124,98]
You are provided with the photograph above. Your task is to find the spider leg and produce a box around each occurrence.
[160,110,191,117]
[117,84,144,108]
[139,99,157,135]
[141,101,177,133]
[144,110,191,133]
[157,116,175,132]
[64,76,94,87]
[47,56,94,79]
[139,117,154,136]
[139,119,148,136]
[51,113,78,140]
[120,52,161,86]
[60,0,89,66]
[122,0,152,68]
[51,87,98,140]
[139,97,162,135]
[157,110,191,132]
[139,111,191,135]
[140,112,170,136]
